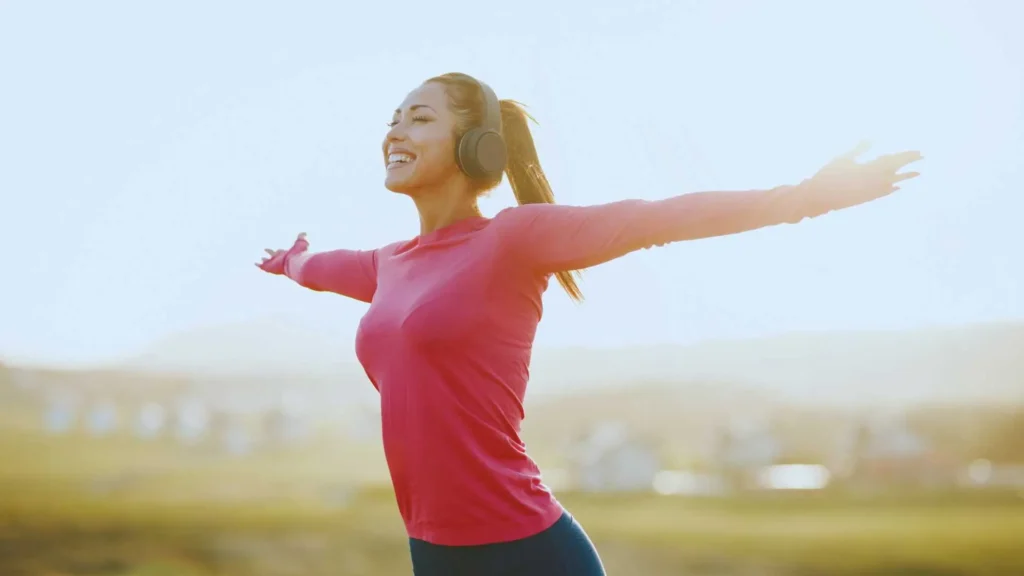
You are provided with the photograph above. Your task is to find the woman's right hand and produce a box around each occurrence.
[256,232,309,275]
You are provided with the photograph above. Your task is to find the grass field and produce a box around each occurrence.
[2,430,1023,575]
[2,481,1023,576]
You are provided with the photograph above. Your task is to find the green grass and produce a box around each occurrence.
[2,483,1023,575]
[2,431,1023,575]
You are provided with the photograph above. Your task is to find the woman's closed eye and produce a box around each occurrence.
[386,115,431,128]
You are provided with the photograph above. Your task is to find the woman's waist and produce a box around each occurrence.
[397,476,563,546]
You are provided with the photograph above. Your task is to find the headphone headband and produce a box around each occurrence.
[474,78,502,134]
[452,73,507,180]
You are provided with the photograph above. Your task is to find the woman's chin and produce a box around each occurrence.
[384,173,413,193]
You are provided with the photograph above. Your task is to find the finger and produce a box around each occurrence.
[838,140,872,162]
[875,151,923,170]
[893,171,920,183]
[296,232,307,242]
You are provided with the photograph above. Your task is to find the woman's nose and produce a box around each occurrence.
[386,122,405,142]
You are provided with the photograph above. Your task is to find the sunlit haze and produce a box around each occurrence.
[2,0,1021,369]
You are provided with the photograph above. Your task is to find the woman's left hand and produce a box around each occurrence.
[808,142,922,210]
[255,232,309,274]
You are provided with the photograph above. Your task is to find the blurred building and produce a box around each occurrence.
[134,402,167,439]
[836,412,959,492]
[174,397,210,443]
[86,399,119,437]
[568,421,662,493]
[710,419,783,493]
[43,395,78,434]
[260,391,312,448]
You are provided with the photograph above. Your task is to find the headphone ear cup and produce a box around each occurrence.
[457,128,507,180]
[456,128,486,179]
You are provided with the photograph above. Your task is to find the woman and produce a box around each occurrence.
[257,72,921,575]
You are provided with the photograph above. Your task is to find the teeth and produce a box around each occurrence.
[388,153,413,164]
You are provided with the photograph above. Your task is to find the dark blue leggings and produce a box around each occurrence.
[409,511,606,576]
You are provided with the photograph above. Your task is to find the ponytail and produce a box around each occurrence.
[426,72,583,301]
[499,100,583,302]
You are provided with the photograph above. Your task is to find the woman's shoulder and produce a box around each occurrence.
[491,203,553,229]
[374,238,414,261]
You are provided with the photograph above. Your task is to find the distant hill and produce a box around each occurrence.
[93,319,1024,407]
[529,321,1024,406]
[115,319,357,379]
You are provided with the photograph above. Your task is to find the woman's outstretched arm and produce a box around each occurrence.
[257,233,379,303]
[496,145,922,274]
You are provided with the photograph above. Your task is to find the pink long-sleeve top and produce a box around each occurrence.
[277,183,834,546]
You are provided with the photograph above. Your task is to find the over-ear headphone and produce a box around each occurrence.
[455,77,508,180]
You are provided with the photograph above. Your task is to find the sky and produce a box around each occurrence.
[1,0,1022,368]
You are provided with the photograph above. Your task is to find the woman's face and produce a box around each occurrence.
[382,81,462,195]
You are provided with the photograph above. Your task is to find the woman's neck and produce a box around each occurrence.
[413,188,482,236]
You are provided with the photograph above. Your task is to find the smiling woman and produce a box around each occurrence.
[255,71,921,576]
